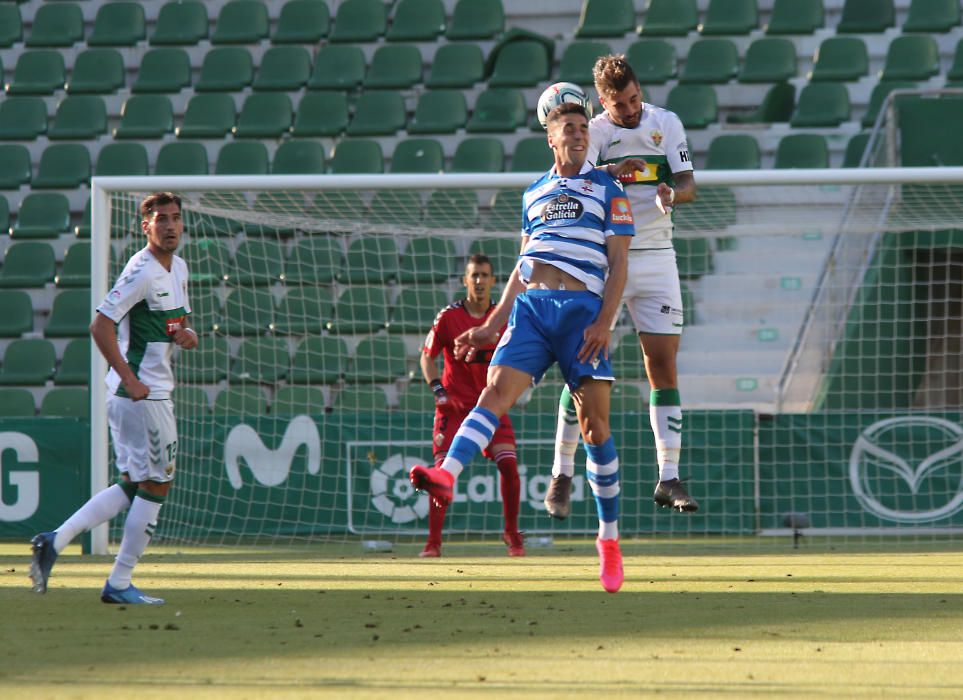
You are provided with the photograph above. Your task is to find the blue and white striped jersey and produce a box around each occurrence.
[520,162,635,296]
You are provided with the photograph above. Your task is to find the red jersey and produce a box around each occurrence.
[423,300,504,408]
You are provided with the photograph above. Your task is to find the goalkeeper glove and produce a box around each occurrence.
[430,379,460,414]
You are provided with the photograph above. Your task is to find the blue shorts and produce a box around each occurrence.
[491,289,615,390]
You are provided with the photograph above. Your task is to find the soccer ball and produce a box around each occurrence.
[536,82,594,129]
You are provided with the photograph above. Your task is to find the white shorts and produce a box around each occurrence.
[621,248,684,336]
[107,395,178,483]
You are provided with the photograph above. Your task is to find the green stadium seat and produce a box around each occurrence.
[775,134,829,168]
[0,144,31,189]
[173,386,211,419]
[195,47,254,92]
[705,134,760,169]
[837,0,895,33]
[66,49,125,94]
[5,50,66,95]
[511,136,553,172]
[880,36,940,81]
[0,196,8,237]
[575,0,635,37]
[559,41,612,85]
[274,0,330,43]
[212,0,269,44]
[948,40,963,82]
[132,48,191,93]
[447,0,504,40]
[308,45,366,90]
[862,81,917,127]
[273,140,326,174]
[675,186,737,233]
[766,0,824,34]
[0,97,46,139]
[700,0,758,35]
[230,337,288,384]
[330,0,386,42]
[347,90,406,136]
[40,388,89,418]
[365,45,423,89]
[344,336,407,383]
[219,289,274,336]
[338,236,400,283]
[88,2,145,46]
[0,5,23,48]
[273,385,326,415]
[47,96,107,139]
[113,95,174,139]
[739,38,797,83]
[387,0,445,41]
[426,43,484,88]
[790,82,850,127]
[55,241,92,287]
[484,189,523,232]
[53,338,89,385]
[395,386,434,413]
[489,40,552,87]
[289,336,347,384]
[177,94,236,138]
[424,189,479,229]
[638,0,698,36]
[843,132,871,167]
[234,93,293,138]
[0,290,33,335]
[397,236,456,283]
[626,40,677,84]
[680,39,739,84]
[253,46,311,91]
[329,139,384,174]
[904,0,961,32]
[230,240,284,286]
[333,385,388,412]
[273,287,333,335]
[610,337,644,379]
[155,142,208,176]
[175,334,229,383]
[368,190,422,228]
[328,286,390,334]
[610,383,645,414]
[292,92,348,138]
[390,288,449,333]
[215,142,270,175]
[26,2,83,47]
[728,82,795,123]
[521,382,565,413]
[469,237,520,277]
[408,90,467,134]
[184,290,222,336]
[0,242,54,287]
[810,38,868,82]
[285,238,341,284]
[12,193,70,239]
[44,290,90,337]
[74,198,91,239]
[675,237,714,278]
[150,1,209,45]
[467,88,527,133]
[213,387,267,416]
[390,138,444,174]
[665,84,718,129]
[0,388,35,417]
[451,137,504,173]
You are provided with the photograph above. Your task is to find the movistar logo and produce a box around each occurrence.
[224,415,321,488]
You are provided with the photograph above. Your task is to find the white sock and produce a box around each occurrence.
[552,387,579,478]
[107,495,162,590]
[53,484,131,553]
[650,392,683,482]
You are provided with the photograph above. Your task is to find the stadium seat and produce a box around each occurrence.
[365,45,423,89]
[88,1,145,46]
[387,0,445,41]
[837,0,895,33]
[0,388,35,417]
[333,385,389,412]
[273,385,326,415]
[766,0,824,34]
[446,0,504,40]
[344,336,407,383]
[230,337,289,384]
[947,40,963,82]
[489,40,552,87]
[284,238,341,284]
[610,383,645,414]
[700,0,758,34]
[26,2,83,47]
[289,336,347,384]
[308,45,366,90]
[775,134,829,168]
[213,387,268,416]
[329,139,384,174]
[215,142,270,175]
[40,388,89,418]
[183,291,221,336]
[234,93,293,138]
[610,338,645,379]
[5,50,66,95]
[843,132,871,167]
[575,0,635,37]
[0,144,31,189]
[397,236,456,283]
[293,92,349,138]
[212,0,269,44]
[0,196,8,237]
[150,1,209,45]
[728,82,795,124]
[273,140,326,174]
[329,0,386,42]
[47,96,107,139]
[44,290,90,337]
[12,193,71,239]
[426,43,485,88]
[177,94,237,138]
[253,46,311,91]
[680,39,739,84]
[408,90,468,134]
[230,240,284,286]
[155,142,209,176]
[175,334,229,384]
[66,49,125,94]
[328,286,390,334]
[0,97,46,139]
[338,236,400,283]
[273,287,333,335]
[0,290,33,335]
[346,90,406,136]
[484,189,523,232]
[424,189,479,229]
[880,36,940,81]
[55,241,92,287]
[451,137,504,172]
[274,0,330,43]
[675,237,714,278]
[195,47,254,92]
[665,84,718,129]
[790,83,851,127]
[395,387,434,413]
[903,0,961,32]
[467,88,527,133]
[559,41,612,85]
[132,48,191,93]
[390,288,450,334]
[626,40,677,84]
[810,38,869,81]
[0,242,55,287]
[705,134,760,169]
[113,95,174,139]
[739,39,797,83]
[54,338,89,385]
[0,5,23,48]
[469,237,520,277]
[511,136,553,172]
[862,81,917,127]
[172,386,211,419]
[675,187,736,233]
[368,190,422,227]
[219,289,275,335]
[390,138,444,174]
[638,0,698,36]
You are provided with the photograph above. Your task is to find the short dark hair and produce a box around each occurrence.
[593,54,639,96]
[140,192,182,220]
[545,101,588,128]
[466,253,493,271]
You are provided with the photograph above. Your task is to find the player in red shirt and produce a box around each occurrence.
[419,254,524,558]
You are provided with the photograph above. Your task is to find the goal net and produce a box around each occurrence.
[89,164,963,553]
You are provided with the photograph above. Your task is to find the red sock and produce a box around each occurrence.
[426,495,447,547]
[495,451,521,535]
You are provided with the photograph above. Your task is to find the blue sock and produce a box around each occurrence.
[586,437,619,540]
[441,406,498,479]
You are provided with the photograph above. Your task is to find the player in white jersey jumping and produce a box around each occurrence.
[29,192,197,605]
[543,54,700,520]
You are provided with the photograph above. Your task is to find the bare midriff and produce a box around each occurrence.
[525,260,587,291]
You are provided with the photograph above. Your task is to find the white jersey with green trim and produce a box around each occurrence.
[97,247,191,400]
[587,104,693,250]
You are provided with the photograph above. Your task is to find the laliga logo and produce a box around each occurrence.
[224,415,321,489]
[370,455,429,524]
[849,416,963,523]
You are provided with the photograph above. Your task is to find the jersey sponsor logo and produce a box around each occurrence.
[165,315,186,337]
[610,197,634,224]
[651,129,663,147]
[158,291,170,298]
[617,163,658,184]
[542,193,584,223]
[679,150,689,163]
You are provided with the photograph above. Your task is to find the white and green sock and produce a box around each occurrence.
[650,388,683,482]
[552,385,579,478]
[107,491,163,590]
[53,483,134,553]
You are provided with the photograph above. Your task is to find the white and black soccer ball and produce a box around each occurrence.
[536,82,594,129]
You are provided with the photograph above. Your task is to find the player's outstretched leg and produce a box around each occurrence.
[409,464,454,507]
[653,478,699,512]
[29,532,58,594]
[650,388,698,512]
[101,580,165,605]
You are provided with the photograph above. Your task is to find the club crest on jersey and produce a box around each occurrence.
[543,193,584,223]
[579,179,594,194]
[610,197,634,224]
[651,129,663,147]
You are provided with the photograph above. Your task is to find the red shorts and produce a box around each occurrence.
[432,410,516,462]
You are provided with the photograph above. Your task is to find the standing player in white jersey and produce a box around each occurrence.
[29,192,197,605]
[543,54,700,520]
